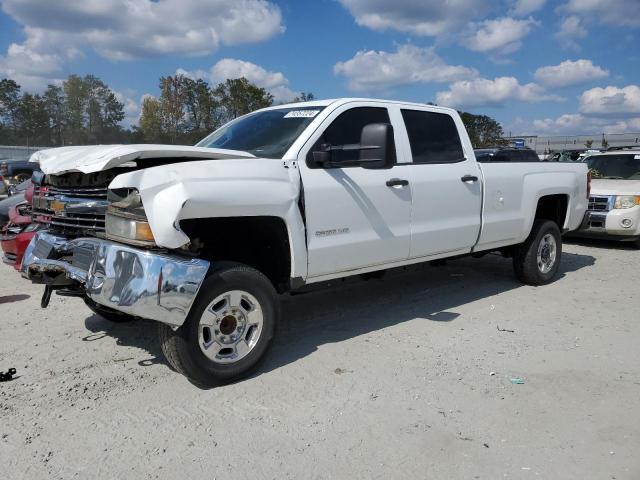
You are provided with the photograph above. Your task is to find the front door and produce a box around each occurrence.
[298,105,412,278]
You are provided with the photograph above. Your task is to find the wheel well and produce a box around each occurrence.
[535,194,568,229]
[180,216,291,293]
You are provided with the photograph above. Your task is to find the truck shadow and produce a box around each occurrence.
[81,251,595,387]
[261,251,595,377]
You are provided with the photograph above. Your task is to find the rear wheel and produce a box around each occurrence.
[513,220,562,285]
[83,297,137,323]
[158,264,278,387]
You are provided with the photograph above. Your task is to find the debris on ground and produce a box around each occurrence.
[510,377,525,385]
[497,326,515,333]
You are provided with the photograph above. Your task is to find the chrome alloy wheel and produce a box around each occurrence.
[198,290,264,364]
[536,233,557,274]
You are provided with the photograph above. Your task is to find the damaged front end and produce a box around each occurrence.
[23,231,210,327]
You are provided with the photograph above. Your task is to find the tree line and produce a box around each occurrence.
[1,73,503,148]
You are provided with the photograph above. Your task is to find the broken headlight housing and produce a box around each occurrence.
[106,188,156,246]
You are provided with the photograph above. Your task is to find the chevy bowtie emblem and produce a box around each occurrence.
[50,200,66,215]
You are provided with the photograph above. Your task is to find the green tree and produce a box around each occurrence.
[213,77,273,123]
[0,78,22,143]
[292,92,314,103]
[43,85,65,146]
[15,93,50,146]
[601,134,609,150]
[139,96,165,143]
[63,74,88,144]
[159,75,188,144]
[459,112,507,148]
[182,77,220,143]
[584,139,593,149]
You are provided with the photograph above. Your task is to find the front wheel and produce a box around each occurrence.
[158,263,278,387]
[513,220,562,285]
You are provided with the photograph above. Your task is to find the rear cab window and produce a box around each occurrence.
[401,109,464,164]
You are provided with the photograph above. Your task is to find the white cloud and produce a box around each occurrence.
[436,76,561,108]
[333,44,478,91]
[579,85,640,116]
[0,0,283,87]
[464,17,537,55]
[337,0,490,37]
[555,16,587,49]
[511,0,547,16]
[179,59,300,103]
[563,0,640,27]
[114,90,144,127]
[534,59,609,88]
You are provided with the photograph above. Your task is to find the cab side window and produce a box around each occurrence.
[307,107,391,166]
[401,109,464,164]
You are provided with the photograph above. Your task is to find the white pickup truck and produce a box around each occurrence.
[23,98,589,386]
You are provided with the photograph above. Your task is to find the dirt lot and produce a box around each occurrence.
[1,239,639,479]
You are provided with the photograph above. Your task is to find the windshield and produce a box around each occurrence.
[586,154,640,180]
[197,107,325,159]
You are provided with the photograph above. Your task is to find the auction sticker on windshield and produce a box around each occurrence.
[284,110,320,118]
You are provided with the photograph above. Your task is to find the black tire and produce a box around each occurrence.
[513,219,562,285]
[83,297,137,323]
[158,263,278,387]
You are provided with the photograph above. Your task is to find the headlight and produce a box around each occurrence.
[614,195,640,209]
[106,188,156,246]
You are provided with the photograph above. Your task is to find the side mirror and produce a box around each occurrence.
[359,123,396,169]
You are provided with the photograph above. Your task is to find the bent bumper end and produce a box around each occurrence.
[24,232,210,327]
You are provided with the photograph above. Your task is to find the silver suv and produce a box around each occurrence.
[579,147,640,247]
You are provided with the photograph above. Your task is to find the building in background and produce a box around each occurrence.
[503,133,640,154]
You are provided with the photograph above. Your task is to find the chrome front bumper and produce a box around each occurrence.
[23,232,210,327]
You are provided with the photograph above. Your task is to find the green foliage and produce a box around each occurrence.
[292,92,314,103]
[584,139,593,148]
[138,75,275,144]
[0,74,126,146]
[139,96,164,144]
[213,77,273,124]
[459,111,507,148]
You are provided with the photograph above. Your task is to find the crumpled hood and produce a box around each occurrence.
[590,179,640,195]
[29,144,256,175]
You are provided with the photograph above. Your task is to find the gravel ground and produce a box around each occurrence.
[1,239,639,479]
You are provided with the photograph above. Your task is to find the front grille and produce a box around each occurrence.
[46,186,110,198]
[588,195,613,212]
[32,185,109,236]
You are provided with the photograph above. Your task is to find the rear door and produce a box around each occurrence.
[399,108,483,258]
[298,103,412,278]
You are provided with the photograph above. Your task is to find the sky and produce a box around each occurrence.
[0,0,639,135]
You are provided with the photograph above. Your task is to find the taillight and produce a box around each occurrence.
[587,171,592,199]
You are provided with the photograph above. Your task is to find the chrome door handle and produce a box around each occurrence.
[386,178,409,187]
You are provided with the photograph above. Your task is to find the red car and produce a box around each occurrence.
[1,182,41,270]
